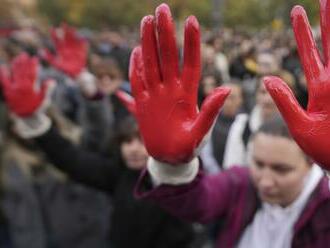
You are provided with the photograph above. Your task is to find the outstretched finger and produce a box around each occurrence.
[192,86,231,144]
[263,76,310,131]
[141,15,161,89]
[320,0,330,64]
[181,15,201,95]
[129,46,148,100]
[155,4,179,83]
[291,5,324,87]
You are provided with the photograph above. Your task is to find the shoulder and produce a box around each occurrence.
[295,176,330,233]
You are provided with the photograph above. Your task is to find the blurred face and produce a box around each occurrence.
[96,74,122,95]
[90,56,123,94]
[213,38,223,52]
[202,76,217,96]
[203,46,216,64]
[121,137,148,170]
[250,133,311,207]
[222,84,243,117]
[256,82,278,121]
[257,53,278,75]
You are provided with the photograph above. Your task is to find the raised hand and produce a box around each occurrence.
[0,53,53,117]
[44,24,88,77]
[264,0,330,169]
[130,4,230,164]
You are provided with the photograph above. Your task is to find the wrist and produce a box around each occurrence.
[147,157,199,186]
[11,112,51,139]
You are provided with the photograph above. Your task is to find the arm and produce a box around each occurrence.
[77,71,114,152]
[79,95,114,152]
[126,4,232,224]
[135,162,250,224]
[0,53,119,193]
[129,4,230,165]
[35,126,118,192]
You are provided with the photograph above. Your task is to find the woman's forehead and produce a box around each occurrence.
[252,133,305,166]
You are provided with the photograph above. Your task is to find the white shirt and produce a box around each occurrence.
[223,106,262,169]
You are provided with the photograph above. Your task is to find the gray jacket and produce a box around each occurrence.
[1,87,114,248]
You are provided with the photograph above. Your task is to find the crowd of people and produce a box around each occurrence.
[0,1,328,248]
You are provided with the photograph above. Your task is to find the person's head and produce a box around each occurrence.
[117,116,148,170]
[89,54,124,95]
[249,116,312,207]
[200,74,219,96]
[6,29,42,58]
[255,78,278,121]
[221,81,243,117]
[256,52,279,76]
[202,45,216,65]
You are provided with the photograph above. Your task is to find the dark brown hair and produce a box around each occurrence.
[254,114,292,140]
[116,116,141,144]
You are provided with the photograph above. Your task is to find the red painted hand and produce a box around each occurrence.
[44,24,88,77]
[264,0,330,169]
[130,4,230,164]
[0,53,53,117]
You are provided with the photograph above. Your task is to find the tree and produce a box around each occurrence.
[222,0,319,30]
[35,0,319,29]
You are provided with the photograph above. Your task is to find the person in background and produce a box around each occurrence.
[222,77,278,169]
[88,54,131,130]
[198,73,222,107]
[201,81,243,173]
[0,24,114,248]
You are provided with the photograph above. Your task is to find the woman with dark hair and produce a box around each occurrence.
[33,115,198,248]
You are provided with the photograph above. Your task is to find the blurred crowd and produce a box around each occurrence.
[0,20,313,248]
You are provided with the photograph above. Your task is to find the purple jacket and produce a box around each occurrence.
[135,166,330,248]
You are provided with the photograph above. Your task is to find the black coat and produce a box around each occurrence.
[35,127,196,248]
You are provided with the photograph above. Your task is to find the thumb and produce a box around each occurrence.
[192,86,231,142]
[263,76,310,128]
[115,90,137,116]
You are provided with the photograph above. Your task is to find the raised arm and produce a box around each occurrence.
[127,4,244,224]
[0,53,119,192]
[264,0,330,169]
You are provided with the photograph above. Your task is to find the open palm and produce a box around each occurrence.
[264,0,330,169]
[130,4,230,164]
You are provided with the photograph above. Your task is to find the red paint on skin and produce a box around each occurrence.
[46,24,88,78]
[129,4,230,164]
[263,0,330,169]
[0,53,53,117]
